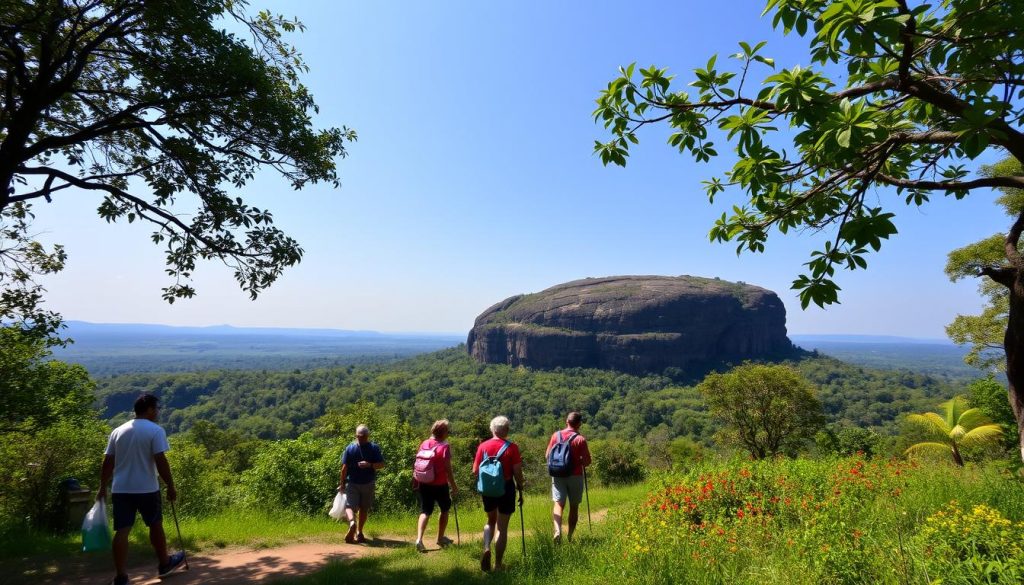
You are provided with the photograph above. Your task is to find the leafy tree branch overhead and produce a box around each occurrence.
[0,0,355,336]
[593,0,1024,461]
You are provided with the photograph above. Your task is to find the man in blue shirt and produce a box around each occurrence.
[338,424,385,543]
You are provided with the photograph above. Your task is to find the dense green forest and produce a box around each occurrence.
[94,345,960,443]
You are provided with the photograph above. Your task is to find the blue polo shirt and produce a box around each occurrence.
[342,441,384,484]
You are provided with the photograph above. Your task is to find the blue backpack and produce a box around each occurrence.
[547,431,578,478]
[477,441,511,497]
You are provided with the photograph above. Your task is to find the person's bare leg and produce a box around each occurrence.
[567,503,579,541]
[552,500,565,539]
[357,507,368,535]
[437,510,449,542]
[149,522,170,565]
[416,513,429,543]
[112,527,131,578]
[494,512,511,569]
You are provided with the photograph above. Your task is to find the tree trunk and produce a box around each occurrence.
[950,443,965,467]
[1004,278,1024,464]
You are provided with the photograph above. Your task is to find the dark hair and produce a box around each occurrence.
[567,412,583,427]
[134,393,159,416]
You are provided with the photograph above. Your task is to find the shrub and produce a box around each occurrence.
[591,439,646,485]
[0,419,108,530]
[917,501,1024,584]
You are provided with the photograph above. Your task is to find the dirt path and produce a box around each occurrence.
[11,538,402,585]
[12,508,610,585]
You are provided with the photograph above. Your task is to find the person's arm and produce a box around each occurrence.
[97,454,114,500]
[444,449,458,495]
[339,462,349,491]
[545,433,556,459]
[153,452,176,502]
[580,438,592,468]
[371,446,385,470]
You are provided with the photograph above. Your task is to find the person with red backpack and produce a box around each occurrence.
[413,419,458,552]
[545,411,592,543]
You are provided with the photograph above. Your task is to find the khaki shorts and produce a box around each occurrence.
[345,482,375,511]
[551,475,584,506]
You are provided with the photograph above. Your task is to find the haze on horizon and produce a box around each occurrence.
[28,0,1003,339]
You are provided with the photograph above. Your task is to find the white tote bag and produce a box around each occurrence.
[328,491,347,520]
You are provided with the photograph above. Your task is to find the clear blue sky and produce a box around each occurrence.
[32,0,1005,337]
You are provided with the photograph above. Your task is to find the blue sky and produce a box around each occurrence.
[31,0,1006,337]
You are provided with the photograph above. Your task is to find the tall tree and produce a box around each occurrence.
[698,363,824,459]
[593,0,1024,461]
[945,157,1023,372]
[0,0,355,339]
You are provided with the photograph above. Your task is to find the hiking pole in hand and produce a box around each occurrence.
[169,499,189,571]
[583,467,592,532]
[518,488,526,556]
[452,495,461,545]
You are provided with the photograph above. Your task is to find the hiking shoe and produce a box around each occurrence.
[553,532,562,545]
[437,536,454,547]
[110,575,129,585]
[415,540,426,553]
[480,549,491,572]
[158,551,186,577]
[344,521,357,544]
[356,532,367,544]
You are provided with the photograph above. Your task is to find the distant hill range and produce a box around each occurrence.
[52,321,463,376]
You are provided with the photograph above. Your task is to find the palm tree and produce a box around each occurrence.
[904,396,1003,466]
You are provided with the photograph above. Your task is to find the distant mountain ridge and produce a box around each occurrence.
[61,320,464,339]
[791,334,954,345]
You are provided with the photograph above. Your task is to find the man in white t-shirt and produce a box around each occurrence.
[97,394,185,585]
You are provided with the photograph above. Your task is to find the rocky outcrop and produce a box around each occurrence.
[467,275,795,376]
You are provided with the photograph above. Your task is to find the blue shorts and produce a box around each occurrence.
[112,491,162,531]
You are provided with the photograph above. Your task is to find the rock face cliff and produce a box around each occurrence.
[467,275,795,375]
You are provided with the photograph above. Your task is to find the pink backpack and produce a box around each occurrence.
[413,442,442,483]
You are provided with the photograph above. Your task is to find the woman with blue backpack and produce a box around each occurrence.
[472,415,525,572]
[412,419,459,552]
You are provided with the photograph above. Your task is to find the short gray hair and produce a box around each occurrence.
[489,415,510,437]
[356,424,370,436]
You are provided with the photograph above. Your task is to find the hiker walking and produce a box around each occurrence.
[413,419,459,552]
[472,415,525,572]
[546,411,592,543]
[339,424,385,544]
[96,393,186,585]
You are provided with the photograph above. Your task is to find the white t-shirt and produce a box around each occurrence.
[104,418,171,494]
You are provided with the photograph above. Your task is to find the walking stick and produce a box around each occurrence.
[518,488,526,556]
[452,494,461,545]
[169,499,189,571]
[583,468,592,531]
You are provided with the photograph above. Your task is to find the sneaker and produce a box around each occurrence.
[553,532,562,545]
[356,532,366,544]
[344,521,357,544]
[158,551,186,577]
[415,540,426,553]
[437,536,454,547]
[110,576,129,585]
[480,549,491,572]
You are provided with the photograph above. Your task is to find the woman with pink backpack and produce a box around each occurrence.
[413,419,459,552]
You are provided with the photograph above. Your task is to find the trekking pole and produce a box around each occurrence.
[583,468,592,531]
[452,495,461,545]
[169,499,189,571]
[518,488,526,556]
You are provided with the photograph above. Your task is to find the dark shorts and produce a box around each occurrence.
[416,483,452,515]
[482,480,516,515]
[112,491,162,531]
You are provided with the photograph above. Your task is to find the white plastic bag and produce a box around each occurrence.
[82,500,111,552]
[328,491,347,521]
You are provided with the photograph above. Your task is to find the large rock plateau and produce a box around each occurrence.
[467,275,795,375]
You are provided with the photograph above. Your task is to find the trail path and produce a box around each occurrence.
[12,508,608,585]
